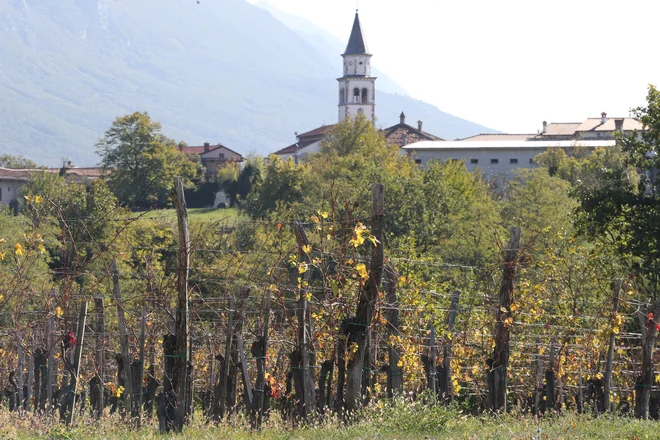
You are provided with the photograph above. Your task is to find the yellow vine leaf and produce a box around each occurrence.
[355,263,368,280]
[55,307,63,318]
[14,243,24,256]
[302,244,312,254]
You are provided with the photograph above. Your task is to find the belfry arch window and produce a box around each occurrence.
[361,88,368,104]
[340,88,344,104]
[353,88,360,103]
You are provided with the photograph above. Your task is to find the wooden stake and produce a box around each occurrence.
[604,279,622,413]
[66,301,88,426]
[46,288,56,412]
[236,333,253,407]
[173,176,190,432]
[94,297,105,419]
[384,268,402,398]
[218,296,234,419]
[488,227,521,412]
[535,337,542,416]
[344,183,385,414]
[578,365,584,414]
[136,305,147,424]
[253,290,271,426]
[292,219,316,417]
[112,259,134,417]
[546,337,556,410]
[17,330,24,412]
[428,321,436,401]
[443,290,461,403]
[26,330,34,412]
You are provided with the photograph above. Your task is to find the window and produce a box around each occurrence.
[490,158,499,164]
[219,153,225,158]
[415,159,422,164]
[509,158,518,164]
[339,88,344,104]
[358,108,364,115]
[361,88,368,104]
[529,158,535,164]
[470,159,478,164]
[353,88,360,103]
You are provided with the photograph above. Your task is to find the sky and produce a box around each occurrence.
[248,0,660,134]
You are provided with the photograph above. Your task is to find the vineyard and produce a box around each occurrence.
[2,88,660,437]
[0,174,658,436]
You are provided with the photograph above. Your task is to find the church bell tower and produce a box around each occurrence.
[338,11,376,123]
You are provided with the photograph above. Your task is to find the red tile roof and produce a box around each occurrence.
[576,118,643,132]
[180,144,243,159]
[297,124,337,139]
[0,168,32,180]
[273,124,337,155]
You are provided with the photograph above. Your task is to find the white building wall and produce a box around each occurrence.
[343,54,372,76]
[201,146,242,161]
[404,140,616,177]
[0,179,26,207]
[277,140,322,163]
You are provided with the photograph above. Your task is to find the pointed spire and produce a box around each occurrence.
[344,12,369,55]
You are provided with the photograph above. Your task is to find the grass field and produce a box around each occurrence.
[4,407,657,440]
[135,207,242,225]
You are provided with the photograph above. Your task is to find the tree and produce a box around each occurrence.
[242,155,307,218]
[221,158,262,207]
[575,84,660,419]
[96,112,200,209]
[0,154,37,169]
[21,171,120,274]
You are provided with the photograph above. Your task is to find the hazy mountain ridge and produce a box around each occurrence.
[0,0,495,166]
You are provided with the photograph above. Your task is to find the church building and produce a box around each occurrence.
[273,11,440,161]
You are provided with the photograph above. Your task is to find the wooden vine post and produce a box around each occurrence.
[252,290,271,427]
[112,258,134,417]
[604,279,622,413]
[94,297,105,419]
[173,176,191,432]
[26,330,34,412]
[442,289,461,403]
[384,267,402,398]
[293,219,316,418]
[344,183,385,414]
[427,321,437,400]
[218,296,234,420]
[17,330,24,412]
[46,288,56,412]
[546,337,556,410]
[488,226,520,412]
[534,337,543,415]
[66,301,88,426]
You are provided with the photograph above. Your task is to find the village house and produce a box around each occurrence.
[403,113,643,175]
[0,166,108,207]
[178,142,243,178]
